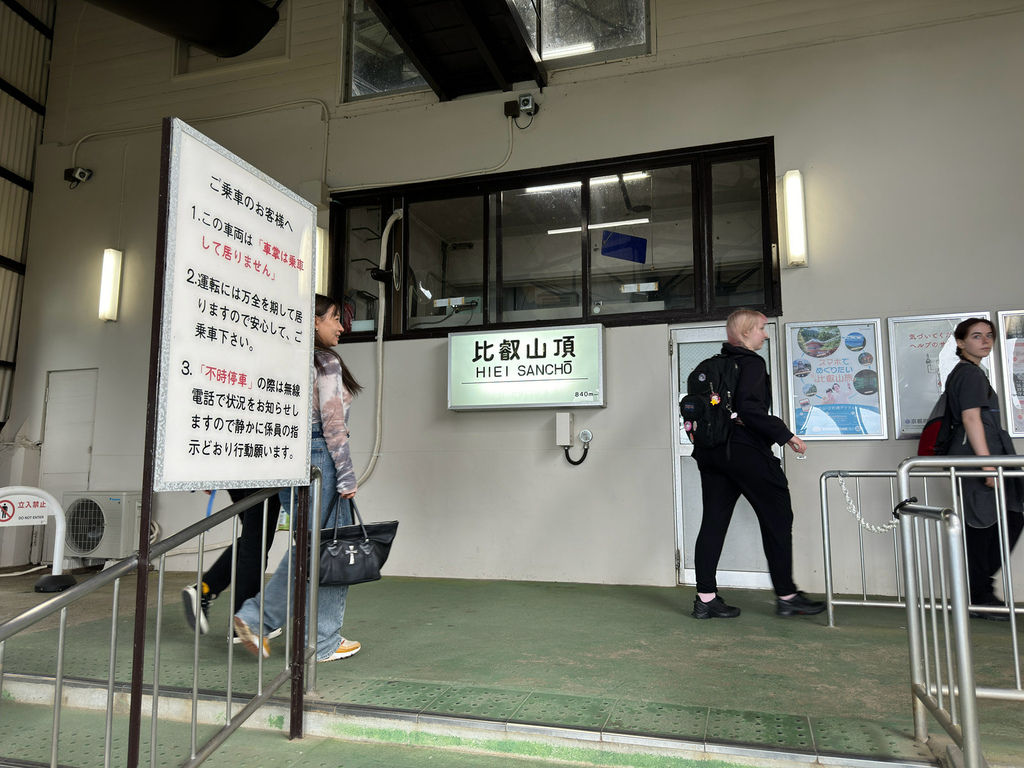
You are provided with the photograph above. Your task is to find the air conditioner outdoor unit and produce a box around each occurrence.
[62,491,143,560]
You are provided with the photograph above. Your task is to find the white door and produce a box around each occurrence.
[670,324,783,588]
[37,369,98,563]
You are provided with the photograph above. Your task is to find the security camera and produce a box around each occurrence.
[517,93,538,116]
[63,167,93,183]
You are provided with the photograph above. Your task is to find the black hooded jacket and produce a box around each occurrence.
[719,342,793,452]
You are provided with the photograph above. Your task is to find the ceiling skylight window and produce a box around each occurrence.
[345,0,650,101]
[537,0,649,65]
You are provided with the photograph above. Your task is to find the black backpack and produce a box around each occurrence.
[680,354,740,448]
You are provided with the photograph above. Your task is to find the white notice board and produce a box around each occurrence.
[153,118,316,491]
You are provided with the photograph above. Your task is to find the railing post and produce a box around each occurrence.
[820,471,836,627]
[897,507,930,744]
[942,509,983,768]
[289,480,311,740]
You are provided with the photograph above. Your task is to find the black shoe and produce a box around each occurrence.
[777,591,825,617]
[969,595,1010,622]
[692,595,741,619]
[182,583,212,634]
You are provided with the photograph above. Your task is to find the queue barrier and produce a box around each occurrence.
[819,467,1022,627]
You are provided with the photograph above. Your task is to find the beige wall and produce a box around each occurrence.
[2,2,1022,592]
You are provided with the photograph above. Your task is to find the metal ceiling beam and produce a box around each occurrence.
[365,0,450,101]
[82,0,279,58]
[366,0,546,102]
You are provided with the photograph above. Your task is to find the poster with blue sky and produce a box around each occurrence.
[785,319,887,440]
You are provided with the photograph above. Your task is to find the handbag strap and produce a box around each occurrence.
[328,495,368,541]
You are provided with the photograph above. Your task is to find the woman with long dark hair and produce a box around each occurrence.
[945,317,1023,619]
[234,294,366,659]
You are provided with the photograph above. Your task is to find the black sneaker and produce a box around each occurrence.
[969,595,1010,622]
[776,591,825,617]
[692,595,741,619]
[182,583,212,634]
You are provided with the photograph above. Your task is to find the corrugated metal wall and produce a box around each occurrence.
[0,0,56,425]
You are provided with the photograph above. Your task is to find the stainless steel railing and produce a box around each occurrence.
[0,473,325,768]
[819,466,1022,627]
[895,455,1024,768]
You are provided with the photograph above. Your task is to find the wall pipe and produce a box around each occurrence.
[356,209,403,487]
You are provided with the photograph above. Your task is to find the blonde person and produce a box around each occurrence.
[690,309,825,620]
[234,294,364,660]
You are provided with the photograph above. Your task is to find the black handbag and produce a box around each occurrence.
[318,498,398,586]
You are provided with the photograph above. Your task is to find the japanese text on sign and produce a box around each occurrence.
[449,325,604,410]
[153,119,316,491]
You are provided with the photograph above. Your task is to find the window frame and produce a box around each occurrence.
[342,0,652,103]
[330,137,781,341]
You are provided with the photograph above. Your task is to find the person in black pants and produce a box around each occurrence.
[944,317,1024,620]
[691,309,825,620]
[182,488,280,635]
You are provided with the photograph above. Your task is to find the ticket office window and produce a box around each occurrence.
[333,141,778,337]
[406,196,486,330]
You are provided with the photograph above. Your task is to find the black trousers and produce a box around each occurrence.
[694,441,797,596]
[202,488,281,612]
[965,509,1023,602]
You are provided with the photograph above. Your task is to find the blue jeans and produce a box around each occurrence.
[234,436,352,660]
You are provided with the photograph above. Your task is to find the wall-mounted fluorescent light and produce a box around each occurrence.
[548,217,650,235]
[779,170,808,268]
[543,42,596,60]
[315,226,329,295]
[98,248,122,321]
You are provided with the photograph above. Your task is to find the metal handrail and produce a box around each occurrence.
[0,480,323,768]
[895,454,1024,768]
[819,466,1024,627]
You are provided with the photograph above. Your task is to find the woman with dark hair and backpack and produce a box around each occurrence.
[691,309,824,620]
[234,294,366,660]
[945,317,1023,620]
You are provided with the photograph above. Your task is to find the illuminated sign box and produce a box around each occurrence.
[448,325,605,410]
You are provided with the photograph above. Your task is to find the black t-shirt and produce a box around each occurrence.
[946,361,1000,430]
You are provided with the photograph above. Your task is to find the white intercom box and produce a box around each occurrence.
[555,412,573,446]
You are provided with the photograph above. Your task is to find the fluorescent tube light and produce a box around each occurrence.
[98,248,122,321]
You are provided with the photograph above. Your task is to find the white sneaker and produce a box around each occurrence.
[318,638,361,662]
[181,583,210,635]
[232,627,282,644]
[233,616,270,659]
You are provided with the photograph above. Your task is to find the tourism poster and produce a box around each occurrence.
[785,319,887,440]
[997,310,1024,437]
[888,312,991,440]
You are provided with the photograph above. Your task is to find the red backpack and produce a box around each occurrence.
[917,364,968,456]
[917,394,954,456]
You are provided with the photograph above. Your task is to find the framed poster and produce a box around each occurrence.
[888,312,992,440]
[785,319,887,440]
[997,310,1024,437]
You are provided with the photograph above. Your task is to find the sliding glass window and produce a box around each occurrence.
[498,182,584,324]
[332,138,779,338]
[710,158,766,308]
[406,197,485,330]
[588,165,694,317]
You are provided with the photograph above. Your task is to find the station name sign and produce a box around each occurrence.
[448,325,605,410]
